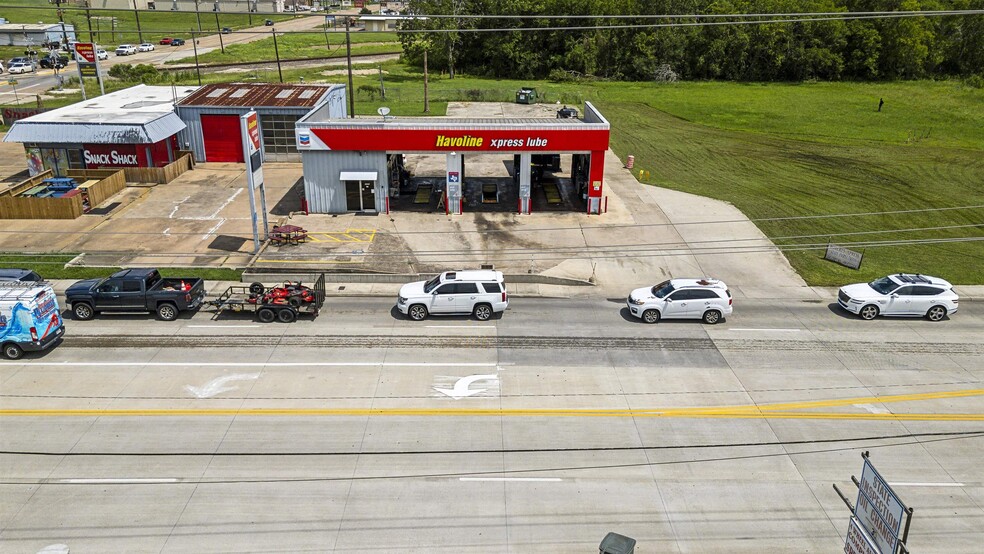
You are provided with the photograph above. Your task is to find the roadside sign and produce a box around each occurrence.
[855,458,906,553]
[74,42,96,63]
[845,516,881,554]
[240,110,268,254]
[825,242,864,269]
[7,79,17,86]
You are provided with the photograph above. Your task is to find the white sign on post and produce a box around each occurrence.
[854,458,906,554]
[845,516,881,554]
[240,111,269,253]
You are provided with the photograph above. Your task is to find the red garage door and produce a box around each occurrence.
[201,114,244,162]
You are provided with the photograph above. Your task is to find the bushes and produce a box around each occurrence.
[108,64,162,83]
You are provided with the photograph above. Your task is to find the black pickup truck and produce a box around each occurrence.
[66,268,205,321]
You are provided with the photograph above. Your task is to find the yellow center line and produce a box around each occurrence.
[4,389,982,421]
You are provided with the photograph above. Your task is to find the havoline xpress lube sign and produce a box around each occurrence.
[303,128,610,152]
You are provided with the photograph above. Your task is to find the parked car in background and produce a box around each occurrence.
[221,27,232,34]
[1,281,65,360]
[627,278,732,324]
[7,56,32,69]
[159,37,173,45]
[838,273,958,321]
[265,19,274,25]
[96,48,108,60]
[0,61,5,73]
[39,53,69,69]
[397,270,508,321]
[115,44,136,56]
[67,268,206,321]
[0,269,43,282]
[8,61,34,74]
[170,38,186,46]
[138,43,155,52]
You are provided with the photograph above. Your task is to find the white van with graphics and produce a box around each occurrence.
[397,270,508,321]
[1,282,65,359]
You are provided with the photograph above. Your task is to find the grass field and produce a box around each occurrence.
[170,30,402,64]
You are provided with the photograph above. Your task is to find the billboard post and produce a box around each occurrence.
[240,111,268,253]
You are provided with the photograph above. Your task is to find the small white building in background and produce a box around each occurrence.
[0,23,76,48]
[359,15,402,32]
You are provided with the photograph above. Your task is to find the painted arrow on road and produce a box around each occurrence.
[434,374,499,399]
[185,373,260,398]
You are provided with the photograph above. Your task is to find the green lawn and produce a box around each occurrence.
[0,253,243,281]
[171,30,401,65]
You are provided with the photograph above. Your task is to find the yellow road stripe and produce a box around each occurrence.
[255,259,363,264]
[682,388,984,414]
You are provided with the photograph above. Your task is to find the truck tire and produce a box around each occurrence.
[277,308,297,323]
[2,343,23,360]
[257,308,276,323]
[249,282,265,295]
[73,302,95,321]
[156,302,178,321]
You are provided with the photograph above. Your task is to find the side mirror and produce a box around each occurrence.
[890,293,898,298]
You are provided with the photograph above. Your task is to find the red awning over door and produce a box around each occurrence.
[201,114,244,162]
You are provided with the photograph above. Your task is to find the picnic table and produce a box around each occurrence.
[270,224,308,246]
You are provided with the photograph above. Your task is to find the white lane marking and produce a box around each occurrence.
[728,328,803,332]
[185,373,261,398]
[57,478,179,484]
[208,188,244,219]
[888,482,965,487]
[425,325,492,328]
[433,374,499,399]
[458,477,563,483]
[856,403,890,414]
[21,362,500,367]
[201,218,225,240]
[186,325,262,328]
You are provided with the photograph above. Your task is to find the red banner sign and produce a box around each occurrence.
[308,128,610,153]
[74,42,95,63]
[2,107,47,124]
[83,144,142,167]
[246,112,261,151]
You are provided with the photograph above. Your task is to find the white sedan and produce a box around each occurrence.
[8,62,34,74]
[96,49,108,60]
[138,43,155,52]
[838,273,958,321]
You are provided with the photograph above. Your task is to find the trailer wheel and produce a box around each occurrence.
[2,343,23,360]
[257,308,276,323]
[278,308,297,323]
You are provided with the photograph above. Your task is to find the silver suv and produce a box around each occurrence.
[627,278,732,324]
[397,270,508,321]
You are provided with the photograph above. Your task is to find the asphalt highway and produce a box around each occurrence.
[1,297,983,552]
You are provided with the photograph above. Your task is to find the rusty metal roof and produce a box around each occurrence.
[177,83,340,108]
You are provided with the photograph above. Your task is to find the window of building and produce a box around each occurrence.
[259,113,301,160]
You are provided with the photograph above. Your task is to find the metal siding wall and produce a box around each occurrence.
[302,151,387,213]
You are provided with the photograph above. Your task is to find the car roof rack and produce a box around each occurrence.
[897,274,931,284]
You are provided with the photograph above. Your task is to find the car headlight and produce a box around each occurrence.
[630,297,646,305]
[398,296,406,304]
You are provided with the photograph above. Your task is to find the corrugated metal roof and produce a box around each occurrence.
[296,116,607,131]
[4,113,186,144]
[0,23,70,32]
[178,83,339,108]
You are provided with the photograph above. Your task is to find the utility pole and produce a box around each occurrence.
[378,66,385,100]
[191,31,202,85]
[85,2,94,43]
[194,0,203,33]
[423,48,429,113]
[272,28,283,83]
[132,0,144,44]
[345,18,355,118]
[214,10,224,53]
[55,0,69,49]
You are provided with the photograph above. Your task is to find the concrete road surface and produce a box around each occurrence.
[2,297,982,552]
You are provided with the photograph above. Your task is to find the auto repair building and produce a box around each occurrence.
[175,82,347,163]
[295,102,611,214]
[3,84,197,176]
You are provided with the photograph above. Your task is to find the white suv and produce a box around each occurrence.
[115,44,136,56]
[838,273,957,321]
[627,278,732,324]
[398,270,508,321]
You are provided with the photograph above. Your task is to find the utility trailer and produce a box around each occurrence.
[204,274,326,323]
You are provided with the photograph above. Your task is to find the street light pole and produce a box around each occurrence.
[132,0,144,44]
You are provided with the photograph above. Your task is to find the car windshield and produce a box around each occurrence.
[650,280,674,298]
[868,277,897,295]
[423,275,442,293]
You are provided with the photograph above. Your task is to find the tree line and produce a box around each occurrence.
[398,0,984,81]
